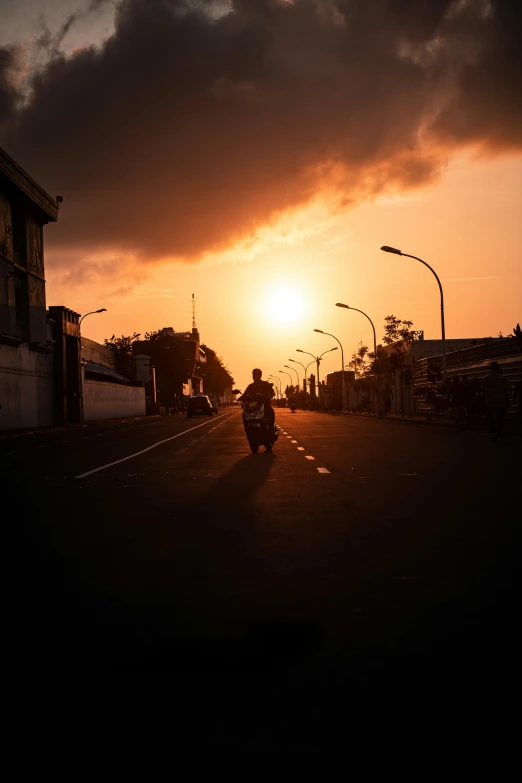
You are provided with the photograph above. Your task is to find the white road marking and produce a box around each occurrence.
[74,410,238,479]
[286,436,292,439]
[291,440,297,443]
[297,447,305,451]
[305,455,315,460]
[317,468,330,474]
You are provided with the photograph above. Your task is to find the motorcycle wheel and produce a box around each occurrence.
[249,440,259,453]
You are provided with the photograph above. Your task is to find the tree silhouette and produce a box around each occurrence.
[104,332,141,378]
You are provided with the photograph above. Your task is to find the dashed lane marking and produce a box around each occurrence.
[317,468,331,474]
[305,455,315,460]
[297,447,305,451]
[291,440,297,443]
[74,410,239,479]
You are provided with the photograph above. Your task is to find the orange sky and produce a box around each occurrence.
[48,148,522,391]
[2,1,521,391]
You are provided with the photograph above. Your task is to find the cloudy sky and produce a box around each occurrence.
[1,0,521,387]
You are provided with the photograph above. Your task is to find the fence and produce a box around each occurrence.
[83,379,146,421]
[413,338,522,417]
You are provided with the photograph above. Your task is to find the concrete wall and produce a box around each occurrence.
[0,342,53,430]
[82,337,117,369]
[83,379,145,421]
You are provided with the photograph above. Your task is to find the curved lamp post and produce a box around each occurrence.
[284,364,299,393]
[296,347,338,407]
[269,375,282,399]
[279,370,293,396]
[336,303,377,359]
[79,308,107,329]
[381,245,446,380]
[314,329,346,410]
[289,358,307,406]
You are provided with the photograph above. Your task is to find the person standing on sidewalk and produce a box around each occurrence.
[450,375,467,430]
[482,362,510,442]
[514,372,522,433]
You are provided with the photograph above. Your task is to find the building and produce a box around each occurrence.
[0,147,59,430]
[133,325,207,410]
[158,326,206,397]
[0,147,145,430]
[81,336,146,421]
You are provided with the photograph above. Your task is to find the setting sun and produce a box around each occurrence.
[268,287,304,324]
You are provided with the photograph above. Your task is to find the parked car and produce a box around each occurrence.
[187,395,214,418]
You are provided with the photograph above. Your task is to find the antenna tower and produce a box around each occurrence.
[192,293,197,329]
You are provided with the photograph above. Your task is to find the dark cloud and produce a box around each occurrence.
[1,0,520,262]
[0,47,21,124]
[35,0,115,59]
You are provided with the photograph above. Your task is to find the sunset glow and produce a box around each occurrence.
[267,287,305,325]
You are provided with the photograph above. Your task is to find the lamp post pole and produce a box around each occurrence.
[336,303,377,359]
[269,375,281,399]
[284,365,299,393]
[296,348,338,409]
[336,303,377,413]
[279,370,293,399]
[289,359,307,407]
[79,308,107,330]
[381,246,446,380]
[314,329,346,411]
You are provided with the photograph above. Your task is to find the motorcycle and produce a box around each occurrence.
[233,391,278,454]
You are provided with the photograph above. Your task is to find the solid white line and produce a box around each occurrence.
[74,410,238,479]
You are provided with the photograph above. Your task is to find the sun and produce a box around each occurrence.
[268,287,304,324]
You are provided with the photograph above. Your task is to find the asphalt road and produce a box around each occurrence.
[3,410,519,777]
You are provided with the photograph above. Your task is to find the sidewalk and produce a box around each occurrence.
[343,410,521,436]
[0,414,161,440]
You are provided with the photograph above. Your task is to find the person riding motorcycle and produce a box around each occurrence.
[240,368,276,434]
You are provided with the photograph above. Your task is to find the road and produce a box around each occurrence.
[3,410,519,777]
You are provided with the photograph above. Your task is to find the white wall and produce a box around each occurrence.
[83,379,145,421]
[0,343,53,430]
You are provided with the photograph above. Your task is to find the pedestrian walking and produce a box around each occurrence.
[514,373,522,433]
[450,375,467,430]
[482,362,510,442]
[461,375,472,423]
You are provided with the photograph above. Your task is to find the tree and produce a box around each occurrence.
[512,323,522,346]
[104,333,141,378]
[201,344,234,396]
[348,342,370,379]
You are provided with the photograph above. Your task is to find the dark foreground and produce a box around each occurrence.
[3,410,520,778]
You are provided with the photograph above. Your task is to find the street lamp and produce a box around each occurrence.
[284,364,299,393]
[279,370,293,395]
[381,245,446,380]
[79,308,107,329]
[269,375,281,398]
[336,303,377,359]
[296,347,338,408]
[289,358,307,406]
[314,329,346,411]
